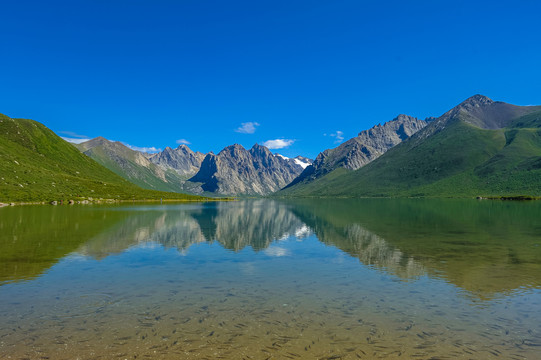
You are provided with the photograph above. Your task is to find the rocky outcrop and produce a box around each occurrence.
[287,114,431,187]
[149,145,205,177]
[188,144,308,195]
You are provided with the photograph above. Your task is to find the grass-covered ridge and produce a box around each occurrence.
[278,106,541,198]
[75,137,189,193]
[0,113,208,203]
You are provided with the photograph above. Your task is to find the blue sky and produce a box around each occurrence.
[1,0,540,159]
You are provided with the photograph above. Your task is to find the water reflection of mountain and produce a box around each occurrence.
[77,200,310,257]
[288,198,541,299]
[2,199,541,300]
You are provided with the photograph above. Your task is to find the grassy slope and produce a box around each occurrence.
[279,111,541,198]
[79,142,187,193]
[0,114,206,202]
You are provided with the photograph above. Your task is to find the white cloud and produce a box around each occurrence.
[235,122,260,134]
[330,130,344,144]
[62,137,91,144]
[176,139,191,145]
[264,246,290,257]
[262,139,294,149]
[123,143,162,153]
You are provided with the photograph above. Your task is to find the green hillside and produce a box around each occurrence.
[279,103,541,198]
[75,137,188,193]
[0,114,207,202]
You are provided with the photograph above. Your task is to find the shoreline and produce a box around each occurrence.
[0,197,236,207]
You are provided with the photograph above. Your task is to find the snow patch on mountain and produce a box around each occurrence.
[294,158,310,169]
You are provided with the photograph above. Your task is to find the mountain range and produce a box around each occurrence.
[189,144,309,195]
[75,138,312,196]
[2,94,540,202]
[279,95,541,197]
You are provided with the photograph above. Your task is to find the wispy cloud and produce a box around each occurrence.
[58,131,89,138]
[62,137,91,144]
[235,122,260,134]
[123,143,162,153]
[176,139,191,145]
[262,139,294,149]
[329,130,344,144]
[61,135,161,154]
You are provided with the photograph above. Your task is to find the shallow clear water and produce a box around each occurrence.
[1,199,541,359]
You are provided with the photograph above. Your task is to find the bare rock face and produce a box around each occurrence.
[287,114,431,187]
[149,145,205,177]
[188,144,308,195]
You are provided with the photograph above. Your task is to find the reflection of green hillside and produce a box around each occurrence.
[0,206,132,284]
[288,198,541,299]
[4,200,540,300]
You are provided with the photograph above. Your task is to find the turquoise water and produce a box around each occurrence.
[1,199,540,359]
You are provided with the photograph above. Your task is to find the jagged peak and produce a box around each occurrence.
[456,94,494,109]
[392,114,418,122]
[226,143,245,149]
[358,114,421,136]
[251,143,265,149]
[250,143,272,155]
[219,143,247,156]
[175,144,194,153]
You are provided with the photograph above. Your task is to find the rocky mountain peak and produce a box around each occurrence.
[434,94,530,130]
[285,113,430,189]
[187,143,307,195]
[459,94,494,109]
[149,144,206,177]
[220,143,247,157]
[394,114,418,122]
[250,143,272,158]
[92,136,108,143]
[175,144,195,154]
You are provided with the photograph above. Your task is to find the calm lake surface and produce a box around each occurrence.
[1,199,541,359]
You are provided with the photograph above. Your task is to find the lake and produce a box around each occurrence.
[1,199,540,359]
